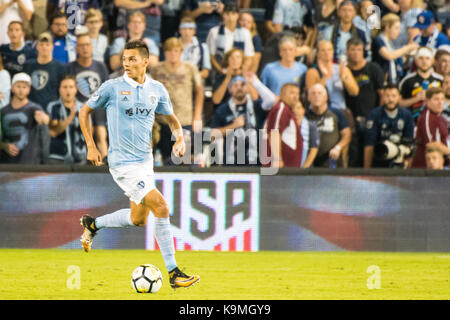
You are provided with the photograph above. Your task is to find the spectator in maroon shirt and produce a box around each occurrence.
[412,87,448,168]
[265,83,303,168]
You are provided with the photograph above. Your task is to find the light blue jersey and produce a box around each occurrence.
[260,61,307,96]
[86,73,173,169]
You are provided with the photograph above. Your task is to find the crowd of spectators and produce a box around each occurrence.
[0,0,449,170]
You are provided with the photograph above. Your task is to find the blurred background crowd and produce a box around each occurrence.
[0,0,448,170]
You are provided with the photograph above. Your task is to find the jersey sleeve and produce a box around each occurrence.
[86,81,111,110]
[155,84,174,115]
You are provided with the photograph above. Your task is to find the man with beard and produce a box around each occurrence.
[212,74,276,165]
[49,12,77,64]
[364,84,415,169]
[399,46,443,121]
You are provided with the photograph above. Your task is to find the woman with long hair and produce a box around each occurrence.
[371,13,419,84]
[212,48,258,106]
[238,11,263,73]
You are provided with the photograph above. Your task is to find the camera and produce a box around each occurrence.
[374,135,415,168]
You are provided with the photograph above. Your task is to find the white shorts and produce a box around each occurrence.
[109,158,156,205]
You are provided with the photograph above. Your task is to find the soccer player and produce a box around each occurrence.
[78,39,200,289]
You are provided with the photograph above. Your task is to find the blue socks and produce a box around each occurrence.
[94,210,177,272]
[94,209,134,229]
[154,217,177,272]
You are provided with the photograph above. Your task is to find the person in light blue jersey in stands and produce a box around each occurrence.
[78,39,200,289]
[260,35,307,96]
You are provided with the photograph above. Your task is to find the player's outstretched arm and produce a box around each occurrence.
[79,104,103,166]
[160,113,185,157]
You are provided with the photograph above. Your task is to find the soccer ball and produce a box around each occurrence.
[131,264,163,293]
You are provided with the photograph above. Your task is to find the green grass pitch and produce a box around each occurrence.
[0,249,448,300]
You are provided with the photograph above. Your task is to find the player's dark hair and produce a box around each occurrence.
[124,39,150,59]
[346,37,364,49]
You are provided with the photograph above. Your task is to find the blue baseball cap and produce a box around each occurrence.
[414,11,435,30]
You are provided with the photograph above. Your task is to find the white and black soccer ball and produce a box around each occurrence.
[131,264,163,293]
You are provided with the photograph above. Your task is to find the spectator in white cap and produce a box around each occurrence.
[179,16,211,80]
[0,72,50,164]
[399,46,443,121]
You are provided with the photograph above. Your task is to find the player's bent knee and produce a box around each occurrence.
[131,219,147,227]
[131,214,147,227]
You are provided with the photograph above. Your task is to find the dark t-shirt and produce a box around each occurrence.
[345,62,385,118]
[0,102,44,164]
[313,0,338,35]
[399,72,443,121]
[306,106,349,167]
[371,36,403,83]
[66,60,109,103]
[0,43,37,77]
[23,59,66,111]
[66,60,109,128]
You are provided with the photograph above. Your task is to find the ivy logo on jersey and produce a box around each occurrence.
[125,108,134,116]
[125,106,152,117]
[31,70,49,90]
[76,71,102,99]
